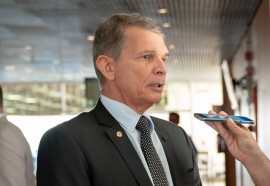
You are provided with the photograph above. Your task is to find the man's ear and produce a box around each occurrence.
[96,55,115,80]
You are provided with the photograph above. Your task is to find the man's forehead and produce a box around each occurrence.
[124,25,163,38]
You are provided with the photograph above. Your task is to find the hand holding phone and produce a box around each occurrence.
[194,113,254,124]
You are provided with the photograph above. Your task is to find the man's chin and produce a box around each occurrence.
[150,97,163,104]
[142,94,163,106]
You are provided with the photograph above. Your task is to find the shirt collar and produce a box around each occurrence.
[100,95,154,132]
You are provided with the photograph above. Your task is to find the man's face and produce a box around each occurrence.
[112,26,169,113]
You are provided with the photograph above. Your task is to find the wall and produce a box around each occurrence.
[233,0,270,155]
[231,0,270,185]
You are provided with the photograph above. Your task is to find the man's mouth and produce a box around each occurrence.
[149,83,164,90]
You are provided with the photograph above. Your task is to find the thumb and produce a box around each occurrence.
[226,118,248,136]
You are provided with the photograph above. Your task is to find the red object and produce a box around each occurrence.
[245,51,253,61]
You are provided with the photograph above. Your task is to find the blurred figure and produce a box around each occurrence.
[0,86,36,186]
[205,110,270,186]
[169,112,198,159]
[168,112,180,125]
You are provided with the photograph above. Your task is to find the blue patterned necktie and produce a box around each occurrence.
[136,116,169,186]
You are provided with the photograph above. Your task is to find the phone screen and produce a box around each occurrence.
[194,113,254,124]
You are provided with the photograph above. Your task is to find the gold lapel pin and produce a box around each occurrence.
[116,131,123,138]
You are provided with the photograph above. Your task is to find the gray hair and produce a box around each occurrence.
[92,13,164,86]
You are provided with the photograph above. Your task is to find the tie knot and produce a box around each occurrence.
[136,116,150,135]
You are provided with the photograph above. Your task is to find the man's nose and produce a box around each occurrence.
[154,57,167,75]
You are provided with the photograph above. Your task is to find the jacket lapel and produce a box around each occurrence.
[93,100,152,186]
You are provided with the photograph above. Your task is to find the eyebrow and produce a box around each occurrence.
[135,50,169,58]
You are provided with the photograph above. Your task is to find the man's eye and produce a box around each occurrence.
[143,55,152,60]
[162,57,167,62]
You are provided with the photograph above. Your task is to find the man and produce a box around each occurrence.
[169,112,180,126]
[37,13,201,186]
[0,86,36,186]
[205,110,270,186]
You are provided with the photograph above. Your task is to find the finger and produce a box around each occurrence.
[226,118,249,136]
[204,110,219,131]
[208,110,216,115]
[206,110,226,132]
[215,121,231,139]
[204,121,218,131]
[219,111,228,116]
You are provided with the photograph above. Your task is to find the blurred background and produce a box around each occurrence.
[1,0,270,185]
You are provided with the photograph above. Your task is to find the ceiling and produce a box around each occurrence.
[0,0,261,84]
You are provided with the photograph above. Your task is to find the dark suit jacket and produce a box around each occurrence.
[37,100,202,186]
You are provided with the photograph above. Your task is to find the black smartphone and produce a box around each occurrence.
[194,113,254,124]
